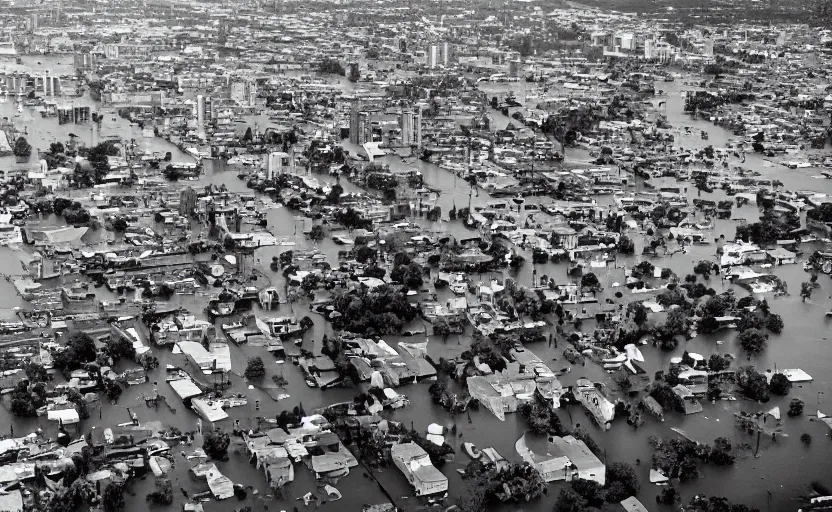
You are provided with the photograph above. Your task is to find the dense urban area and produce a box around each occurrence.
[1,0,832,511]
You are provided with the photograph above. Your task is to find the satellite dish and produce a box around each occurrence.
[224,255,237,265]
[139,250,152,259]
[211,265,224,277]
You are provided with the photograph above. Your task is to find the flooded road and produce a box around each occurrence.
[0,56,830,512]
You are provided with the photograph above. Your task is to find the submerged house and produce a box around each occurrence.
[574,379,616,430]
[390,442,448,497]
[548,435,606,485]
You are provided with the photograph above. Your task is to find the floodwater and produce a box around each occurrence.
[0,55,830,512]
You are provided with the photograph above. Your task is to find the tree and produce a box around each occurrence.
[347,63,360,82]
[788,398,804,417]
[765,313,784,334]
[707,354,731,372]
[309,224,324,241]
[581,272,600,291]
[801,281,813,302]
[111,217,129,232]
[13,137,32,158]
[105,379,123,402]
[617,236,635,254]
[769,373,792,396]
[334,207,372,231]
[433,319,452,340]
[657,486,680,505]
[354,245,376,264]
[629,302,648,326]
[606,462,640,497]
[738,328,768,357]
[244,356,266,379]
[801,433,812,445]
[10,381,46,417]
[53,197,72,216]
[604,481,630,502]
[203,430,230,460]
[242,127,253,142]
[326,183,343,204]
[24,362,49,383]
[709,437,735,466]
[106,335,136,364]
[570,479,604,508]
[736,311,763,332]
[318,58,345,75]
[735,366,770,402]
[54,332,97,372]
[554,487,588,512]
[391,261,425,289]
[49,142,65,155]
[103,482,126,512]
[146,478,173,506]
[631,261,655,279]
[693,260,713,279]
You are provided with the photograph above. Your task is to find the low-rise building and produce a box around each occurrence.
[390,442,448,496]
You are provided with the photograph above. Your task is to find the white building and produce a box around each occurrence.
[428,44,439,68]
[267,151,293,178]
[196,95,205,134]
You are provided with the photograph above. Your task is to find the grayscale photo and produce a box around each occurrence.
[0,0,827,511]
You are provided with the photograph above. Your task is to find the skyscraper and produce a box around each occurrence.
[196,95,205,135]
[399,109,422,147]
[349,100,369,145]
[428,44,439,68]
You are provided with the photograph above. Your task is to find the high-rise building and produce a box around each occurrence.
[399,109,422,147]
[349,100,370,145]
[440,41,451,67]
[196,95,205,135]
[428,44,439,68]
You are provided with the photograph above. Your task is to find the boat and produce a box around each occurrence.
[463,442,481,459]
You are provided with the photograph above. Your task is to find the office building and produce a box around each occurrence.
[440,41,451,67]
[196,95,205,133]
[428,44,439,68]
[349,100,370,145]
[399,109,422,147]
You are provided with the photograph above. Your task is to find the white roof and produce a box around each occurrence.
[47,409,80,424]
[191,398,229,423]
[168,378,203,400]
